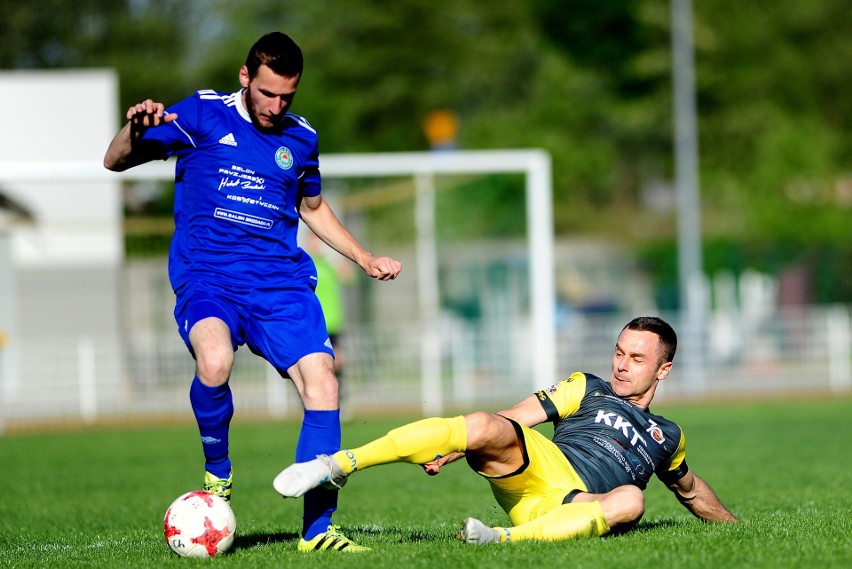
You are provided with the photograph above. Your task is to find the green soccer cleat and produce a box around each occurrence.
[203,470,232,503]
[297,525,371,553]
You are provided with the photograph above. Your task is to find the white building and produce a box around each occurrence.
[0,69,125,422]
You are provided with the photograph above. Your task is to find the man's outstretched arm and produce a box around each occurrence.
[299,194,401,281]
[669,469,738,523]
[104,99,175,171]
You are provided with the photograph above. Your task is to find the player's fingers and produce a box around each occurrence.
[372,258,401,280]
[145,102,166,126]
[376,268,397,281]
[127,99,152,118]
[127,106,147,122]
[127,100,169,126]
[367,262,386,280]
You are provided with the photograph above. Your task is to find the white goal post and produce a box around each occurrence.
[322,150,555,414]
[0,149,555,416]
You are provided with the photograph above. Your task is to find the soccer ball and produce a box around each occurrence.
[163,491,236,558]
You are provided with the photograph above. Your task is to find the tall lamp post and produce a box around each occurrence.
[672,0,705,393]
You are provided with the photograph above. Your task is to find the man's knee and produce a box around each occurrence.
[301,372,339,406]
[602,485,645,532]
[189,318,234,386]
[195,348,234,386]
[463,411,492,434]
[462,412,523,475]
[463,411,510,447]
[290,353,339,408]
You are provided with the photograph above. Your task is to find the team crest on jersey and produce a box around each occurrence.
[275,146,294,169]
[646,421,666,444]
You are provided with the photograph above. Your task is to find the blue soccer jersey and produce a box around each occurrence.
[142,89,321,291]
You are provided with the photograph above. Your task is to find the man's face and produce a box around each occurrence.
[609,328,672,405]
[239,64,300,132]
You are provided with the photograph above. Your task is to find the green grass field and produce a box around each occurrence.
[3,397,851,568]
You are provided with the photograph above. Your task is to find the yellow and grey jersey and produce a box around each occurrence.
[535,372,688,493]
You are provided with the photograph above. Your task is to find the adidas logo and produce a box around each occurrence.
[218,133,237,146]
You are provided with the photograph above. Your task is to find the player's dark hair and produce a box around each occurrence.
[245,32,303,79]
[623,316,677,364]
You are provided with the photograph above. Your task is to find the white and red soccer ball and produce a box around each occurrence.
[163,491,236,558]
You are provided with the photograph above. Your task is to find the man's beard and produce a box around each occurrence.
[245,93,282,133]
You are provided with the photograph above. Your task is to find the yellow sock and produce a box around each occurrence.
[332,416,467,474]
[497,501,610,542]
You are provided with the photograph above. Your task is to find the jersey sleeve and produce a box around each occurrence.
[298,147,321,198]
[655,428,689,485]
[534,372,588,422]
[291,114,321,198]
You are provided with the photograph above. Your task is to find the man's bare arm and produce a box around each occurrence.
[104,99,176,171]
[669,469,737,523]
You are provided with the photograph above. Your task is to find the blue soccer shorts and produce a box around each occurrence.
[173,281,334,373]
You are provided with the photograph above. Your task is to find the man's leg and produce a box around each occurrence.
[460,485,645,544]
[286,353,351,545]
[346,415,472,470]
[188,318,236,500]
[295,408,341,538]
[274,411,523,496]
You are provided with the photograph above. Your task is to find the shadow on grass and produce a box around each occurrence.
[232,531,300,550]
[228,519,693,551]
[622,518,689,535]
[351,524,453,544]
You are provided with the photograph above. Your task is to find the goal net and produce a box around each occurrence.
[0,150,554,426]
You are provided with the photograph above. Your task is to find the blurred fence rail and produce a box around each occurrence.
[1,273,849,431]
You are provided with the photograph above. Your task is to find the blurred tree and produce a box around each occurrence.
[2,0,851,299]
[0,1,195,106]
[532,0,656,97]
[694,0,852,241]
[0,1,124,68]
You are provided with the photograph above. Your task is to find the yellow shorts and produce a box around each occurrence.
[479,419,588,526]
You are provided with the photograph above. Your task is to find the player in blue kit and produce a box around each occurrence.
[274,316,737,544]
[104,32,402,552]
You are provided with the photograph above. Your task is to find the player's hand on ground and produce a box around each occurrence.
[421,452,465,476]
[365,256,402,281]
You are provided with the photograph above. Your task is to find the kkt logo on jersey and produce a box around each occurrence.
[275,147,294,170]
[594,410,647,447]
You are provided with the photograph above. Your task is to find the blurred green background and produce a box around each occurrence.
[3,0,850,306]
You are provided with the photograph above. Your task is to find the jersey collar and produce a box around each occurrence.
[235,89,251,123]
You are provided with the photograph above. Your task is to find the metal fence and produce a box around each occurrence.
[2,260,849,431]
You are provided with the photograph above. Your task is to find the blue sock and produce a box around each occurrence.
[296,409,341,540]
[189,376,233,479]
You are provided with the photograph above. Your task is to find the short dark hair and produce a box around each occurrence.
[245,32,303,79]
[623,316,677,364]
